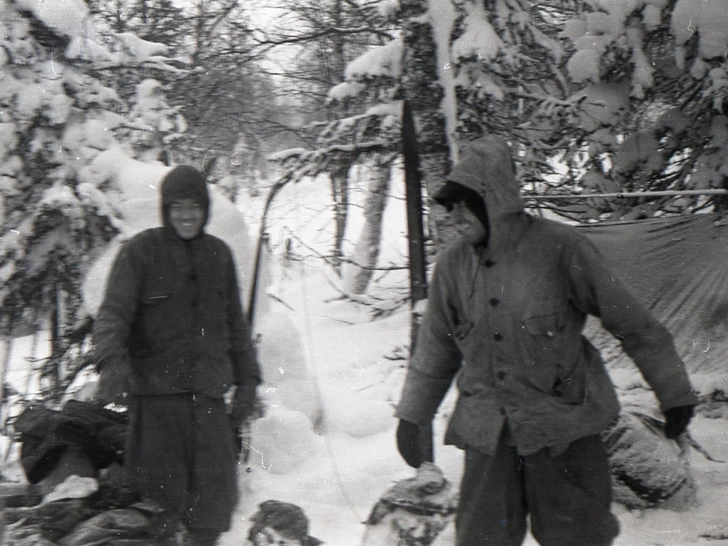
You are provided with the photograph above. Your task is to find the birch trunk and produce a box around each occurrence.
[343,156,392,295]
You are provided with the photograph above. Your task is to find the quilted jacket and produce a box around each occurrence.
[94,227,260,398]
[395,136,698,456]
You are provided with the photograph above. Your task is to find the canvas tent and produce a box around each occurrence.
[579,212,728,378]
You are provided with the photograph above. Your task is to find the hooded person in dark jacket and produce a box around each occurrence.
[395,136,698,546]
[93,165,261,546]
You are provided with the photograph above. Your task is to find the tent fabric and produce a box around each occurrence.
[577,212,728,375]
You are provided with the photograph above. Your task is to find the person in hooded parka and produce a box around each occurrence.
[93,165,261,546]
[394,136,699,546]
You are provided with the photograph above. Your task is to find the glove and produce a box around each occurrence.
[396,419,433,468]
[94,361,130,406]
[229,381,258,455]
[229,381,258,430]
[664,405,695,439]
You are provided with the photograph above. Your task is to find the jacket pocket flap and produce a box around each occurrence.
[141,291,170,306]
[524,312,565,336]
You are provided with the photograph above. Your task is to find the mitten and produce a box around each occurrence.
[95,361,130,406]
[230,380,258,429]
[664,405,695,439]
[396,419,432,468]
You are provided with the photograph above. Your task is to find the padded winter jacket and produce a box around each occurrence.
[395,136,698,456]
[94,227,260,398]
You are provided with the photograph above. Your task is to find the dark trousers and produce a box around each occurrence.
[187,528,222,546]
[456,433,620,546]
[125,393,239,538]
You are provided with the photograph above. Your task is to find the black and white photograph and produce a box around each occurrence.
[1,0,727,545]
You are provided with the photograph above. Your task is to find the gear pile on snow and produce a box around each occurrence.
[12,401,127,485]
[603,411,695,510]
[361,462,458,546]
[0,401,178,545]
[0,473,178,545]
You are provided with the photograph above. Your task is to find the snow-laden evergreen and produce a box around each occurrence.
[2,0,728,544]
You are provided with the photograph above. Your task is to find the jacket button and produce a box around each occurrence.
[489,298,500,307]
[494,333,503,341]
[497,371,507,380]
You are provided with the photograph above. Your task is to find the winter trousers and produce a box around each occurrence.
[456,431,620,546]
[125,393,239,542]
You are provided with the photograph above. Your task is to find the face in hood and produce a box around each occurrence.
[160,165,210,239]
[443,135,524,224]
[433,181,490,245]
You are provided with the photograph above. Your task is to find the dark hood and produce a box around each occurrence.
[160,165,210,231]
[445,135,524,223]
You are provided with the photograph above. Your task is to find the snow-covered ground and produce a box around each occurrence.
[216,170,728,545]
[214,260,728,546]
[2,168,728,545]
[3,254,728,546]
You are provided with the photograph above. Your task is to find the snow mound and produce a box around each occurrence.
[320,384,395,439]
[248,406,324,475]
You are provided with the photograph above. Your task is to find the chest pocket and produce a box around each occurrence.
[135,288,178,346]
[524,312,566,337]
[522,310,568,368]
[139,266,184,308]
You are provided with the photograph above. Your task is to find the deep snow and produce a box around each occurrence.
[216,262,728,546]
[3,258,728,545]
[219,171,728,545]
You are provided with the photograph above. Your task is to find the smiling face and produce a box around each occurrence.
[168,198,205,239]
[446,200,488,244]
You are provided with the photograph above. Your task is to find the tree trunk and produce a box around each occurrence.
[399,0,455,252]
[343,155,393,295]
[402,100,429,353]
[44,281,64,399]
[330,162,351,273]
[0,339,11,424]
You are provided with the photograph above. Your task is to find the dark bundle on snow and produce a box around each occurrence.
[12,400,127,485]
[603,411,695,510]
[247,500,322,546]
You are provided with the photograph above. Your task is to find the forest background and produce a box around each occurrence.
[1,0,728,542]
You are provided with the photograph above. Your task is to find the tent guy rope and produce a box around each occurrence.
[525,189,728,200]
